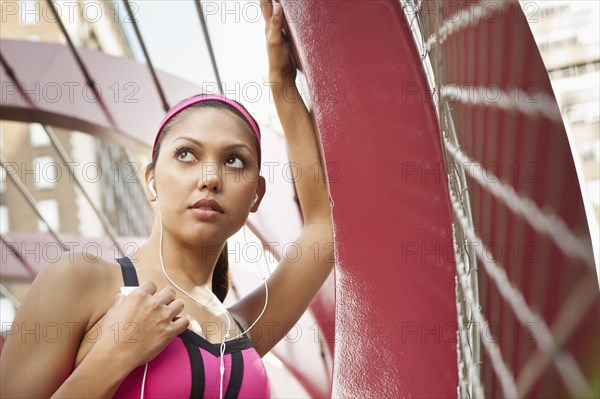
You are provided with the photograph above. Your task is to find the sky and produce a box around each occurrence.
[120,0,275,124]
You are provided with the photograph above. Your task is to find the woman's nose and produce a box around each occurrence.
[198,161,222,192]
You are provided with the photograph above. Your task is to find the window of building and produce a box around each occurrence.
[0,166,5,194]
[23,34,41,42]
[33,156,58,190]
[37,199,60,232]
[0,205,8,234]
[0,167,6,208]
[579,140,600,164]
[566,101,600,125]
[30,123,50,147]
[579,143,598,165]
[538,27,578,52]
[586,180,600,206]
[0,298,17,331]
[538,4,568,18]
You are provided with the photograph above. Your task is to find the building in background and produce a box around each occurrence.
[523,0,600,230]
[0,0,151,324]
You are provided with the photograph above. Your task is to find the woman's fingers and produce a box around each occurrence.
[171,316,190,335]
[272,2,283,29]
[261,0,295,82]
[138,281,157,295]
[165,297,185,319]
[264,2,283,41]
[153,288,185,325]
[262,1,284,34]
[152,286,177,306]
[260,0,273,25]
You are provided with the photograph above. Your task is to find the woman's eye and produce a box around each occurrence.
[175,149,196,162]
[226,156,245,169]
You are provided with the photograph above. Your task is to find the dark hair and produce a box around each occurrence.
[147,99,261,302]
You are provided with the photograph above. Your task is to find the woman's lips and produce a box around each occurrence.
[189,207,222,220]
[191,198,224,213]
[189,198,224,220]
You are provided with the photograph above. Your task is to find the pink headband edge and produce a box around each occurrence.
[152,94,261,159]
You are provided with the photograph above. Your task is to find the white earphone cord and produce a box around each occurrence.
[141,181,269,399]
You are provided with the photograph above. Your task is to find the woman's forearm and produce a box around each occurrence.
[271,78,332,225]
[262,2,330,224]
[51,350,131,398]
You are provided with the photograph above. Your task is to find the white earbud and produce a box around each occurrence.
[149,179,157,199]
[252,194,258,206]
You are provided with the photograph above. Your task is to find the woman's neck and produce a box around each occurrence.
[134,228,225,290]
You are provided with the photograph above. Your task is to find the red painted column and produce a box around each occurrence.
[281,1,457,397]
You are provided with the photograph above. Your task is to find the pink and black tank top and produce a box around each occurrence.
[113,257,270,398]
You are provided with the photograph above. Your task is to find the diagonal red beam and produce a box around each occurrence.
[45,0,118,129]
[0,233,37,279]
[0,52,36,107]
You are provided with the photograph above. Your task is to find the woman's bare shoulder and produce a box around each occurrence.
[30,251,124,311]
[0,252,124,397]
[35,251,121,286]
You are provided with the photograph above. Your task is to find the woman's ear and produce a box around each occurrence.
[145,165,156,202]
[250,176,267,212]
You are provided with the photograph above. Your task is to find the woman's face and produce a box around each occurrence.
[150,107,263,246]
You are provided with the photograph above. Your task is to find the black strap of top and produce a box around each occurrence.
[224,350,244,398]
[116,257,139,286]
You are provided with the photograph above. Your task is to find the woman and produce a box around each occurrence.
[0,2,334,397]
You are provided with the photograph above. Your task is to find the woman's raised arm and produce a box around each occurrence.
[263,1,331,225]
[228,1,334,357]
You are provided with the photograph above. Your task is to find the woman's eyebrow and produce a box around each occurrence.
[223,143,254,154]
[171,136,203,147]
[171,136,254,154]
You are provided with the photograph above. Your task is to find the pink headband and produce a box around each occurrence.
[152,94,261,159]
